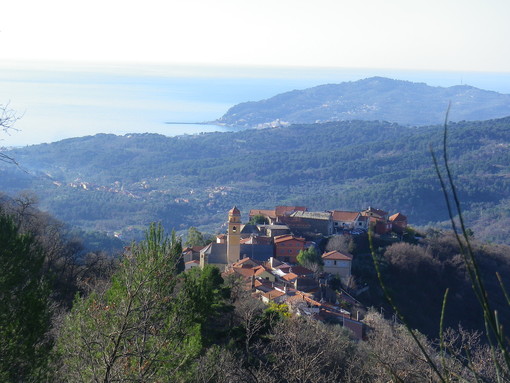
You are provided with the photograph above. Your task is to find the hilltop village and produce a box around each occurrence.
[182,205,408,339]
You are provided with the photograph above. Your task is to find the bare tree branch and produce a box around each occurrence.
[0,102,21,134]
[0,102,22,165]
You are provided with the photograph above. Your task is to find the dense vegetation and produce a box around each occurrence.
[2,117,510,243]
[347,230,510,340]
[217,77,510,127]
[1,198,509,382]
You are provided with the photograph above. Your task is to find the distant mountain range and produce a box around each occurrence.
[216,77,510,127]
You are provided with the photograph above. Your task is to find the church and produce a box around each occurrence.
[199,206,274,269]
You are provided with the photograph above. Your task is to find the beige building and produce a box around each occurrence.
[322,250,353,284]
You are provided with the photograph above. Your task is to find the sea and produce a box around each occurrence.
[1,60,510,147]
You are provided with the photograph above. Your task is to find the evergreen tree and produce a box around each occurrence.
[0,213,51,382]
[179,265,231,344]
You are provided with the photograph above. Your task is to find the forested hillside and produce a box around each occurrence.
[1,117,510,242]
[217,77,510,127]
[2,196,509,382]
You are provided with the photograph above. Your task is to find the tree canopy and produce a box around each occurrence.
[297,246,323,269]
[0,213,51,382]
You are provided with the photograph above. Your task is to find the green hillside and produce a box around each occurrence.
[1,117,510,242]
[217,77,510,127]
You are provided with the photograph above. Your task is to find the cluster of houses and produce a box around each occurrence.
[250,205,407,237]
[182,205,408,339]
[226,256,364,339]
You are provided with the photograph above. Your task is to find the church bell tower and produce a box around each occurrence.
[227,206,241,264]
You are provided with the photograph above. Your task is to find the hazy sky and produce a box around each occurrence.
[1,0,509,72]
[1,0,510,147]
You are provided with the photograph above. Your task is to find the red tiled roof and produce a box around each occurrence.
[275,206,307,217]
[253,265,271,276]
[233,257,261,268]
[262,289,286,300]
[389,212,407,222]
[232,267,255,278]
[249,209,276,219]
[286,294,307,304]
[322,250,353,261]
[235,257,250,265]
[362,207,388,217]
[254,279,272,288]
[282,272,298,281]
[330,211,360,221]
[289,265,314,276]
[274,234,305,244]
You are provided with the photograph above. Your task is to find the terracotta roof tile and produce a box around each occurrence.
[254,279,269,288]
[275,206,307,217]
[232,267,255,278]
[262,289,286,300]
[249,209,277,219]
[254,265,271,276]
[274,234,305,244]
[322,250,353,261]
[389,212,407,221]
[233,257,261,268]
[289,265,314,276]
[282,272,298,281]
[362,207,388,217]
[330,211,360,221]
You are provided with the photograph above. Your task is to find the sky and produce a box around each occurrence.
[1,0,510,147]
[1,0,510,71]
